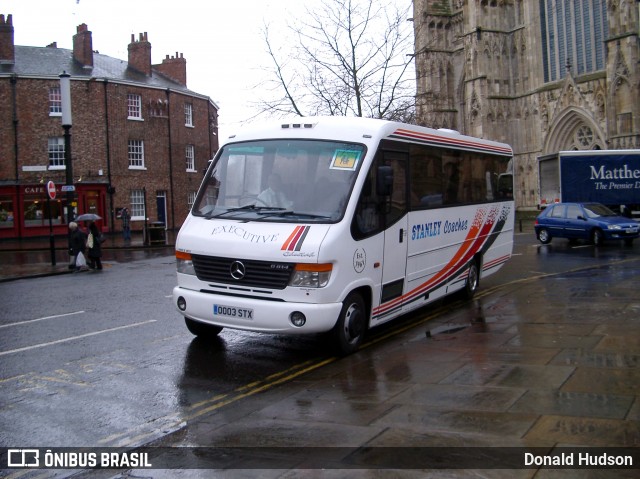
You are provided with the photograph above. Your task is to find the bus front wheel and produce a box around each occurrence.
[332,292,366,355]
[185,317,223,338]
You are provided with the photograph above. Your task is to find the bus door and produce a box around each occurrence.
[379,151,409,310]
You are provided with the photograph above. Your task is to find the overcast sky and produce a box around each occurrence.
[4,0,413,142]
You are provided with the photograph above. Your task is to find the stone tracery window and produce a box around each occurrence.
[575,125,593,148]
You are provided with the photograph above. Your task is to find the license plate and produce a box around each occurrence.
[213,304,253,320]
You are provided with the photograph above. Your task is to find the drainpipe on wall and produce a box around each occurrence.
[166,88,176,231]
[103,79,115,232]
[10,74,18,180]
[10,73,22,238]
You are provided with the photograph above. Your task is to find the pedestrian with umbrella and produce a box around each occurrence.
[68,222,88,271]
[86,221,104,270]
[75,213,102,222]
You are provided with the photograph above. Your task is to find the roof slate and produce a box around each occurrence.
[1,45,199,96]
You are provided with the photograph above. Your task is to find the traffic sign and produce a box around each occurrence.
[47,181,56,200]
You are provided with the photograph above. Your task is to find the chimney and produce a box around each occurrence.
[128,32,151,76]
[0,14,15,63]
[155,52,187,86]
[73,23,93,67]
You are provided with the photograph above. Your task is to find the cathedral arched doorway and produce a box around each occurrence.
[543,107,606,153]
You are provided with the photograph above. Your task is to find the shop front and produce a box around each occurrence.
[0,184,108,240]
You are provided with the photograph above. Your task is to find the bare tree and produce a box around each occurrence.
[256,0,415,122]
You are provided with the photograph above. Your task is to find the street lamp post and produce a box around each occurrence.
[60,72,75,268]
[59,72,73,226]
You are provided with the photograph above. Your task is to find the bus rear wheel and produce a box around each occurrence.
[462,261,480,300]
[332,292,366,355]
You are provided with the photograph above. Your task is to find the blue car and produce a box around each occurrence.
[534,202,639,246]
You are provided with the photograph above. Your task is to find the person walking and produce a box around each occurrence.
[68,222,88,271]
[121,207,131,242]
[86,221,103,270]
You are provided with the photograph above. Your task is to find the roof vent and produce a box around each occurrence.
[437,128,460,135]
[281,122,316,129]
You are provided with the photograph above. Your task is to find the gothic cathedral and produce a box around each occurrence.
[412,0,639,209]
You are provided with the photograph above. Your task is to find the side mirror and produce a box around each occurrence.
[377,166,394,196]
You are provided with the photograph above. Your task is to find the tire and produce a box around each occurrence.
[185,317,223,338]
[591,229,604,246]
[462,261,480,300]
[537,228,552,244]
[332,292,367,355]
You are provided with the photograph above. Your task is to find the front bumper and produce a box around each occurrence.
[173,286,343,335]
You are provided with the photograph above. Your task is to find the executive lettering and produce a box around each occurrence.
[211,225,278,243]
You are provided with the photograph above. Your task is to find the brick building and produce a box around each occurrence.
[0,14,219,239]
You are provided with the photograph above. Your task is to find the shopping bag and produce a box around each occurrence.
[76,252,87,268]
[86,233,94,249]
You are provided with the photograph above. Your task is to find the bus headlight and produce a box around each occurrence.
[176,251,196,275]
[289,263,332,288]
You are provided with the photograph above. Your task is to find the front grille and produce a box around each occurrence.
[191,254,294,290]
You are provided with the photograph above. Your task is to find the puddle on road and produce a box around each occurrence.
[425,324,470,338]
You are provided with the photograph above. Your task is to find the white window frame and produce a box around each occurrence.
[188,191,196,210]
[184,102,193,127]
[49,87,62,116]
[186,145,196,172]
[127,93,143,120]
[48,137,66,169]
[130,189,146,219]
[128,140,146,169]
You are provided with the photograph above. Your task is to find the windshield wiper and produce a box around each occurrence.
[257,210,332,220]
[205,204,288,219]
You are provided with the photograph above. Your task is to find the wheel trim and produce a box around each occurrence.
[343,303,364,345]
[468,265,478,292]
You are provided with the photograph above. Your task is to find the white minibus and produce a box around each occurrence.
[173,117,514,354]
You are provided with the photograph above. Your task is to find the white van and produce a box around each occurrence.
[173,117,514,354]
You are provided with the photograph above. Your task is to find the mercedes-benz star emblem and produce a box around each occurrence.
[230,261,246,280]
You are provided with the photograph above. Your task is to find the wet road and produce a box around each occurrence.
[0,254,333,447]
[1,231,639,476]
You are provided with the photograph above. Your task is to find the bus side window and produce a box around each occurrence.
[352,161,383,240]
[351,151,407,240]
[409,146,443,208]
[443,160,460,204]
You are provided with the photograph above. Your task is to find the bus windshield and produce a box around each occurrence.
[193,139,366,222]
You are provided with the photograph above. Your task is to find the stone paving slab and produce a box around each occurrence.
[63,246,640,478]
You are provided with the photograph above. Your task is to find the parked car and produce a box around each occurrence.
[534,202,639,246]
